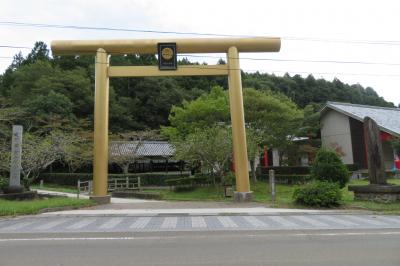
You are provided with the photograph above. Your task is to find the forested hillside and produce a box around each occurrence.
[0,42,394,133]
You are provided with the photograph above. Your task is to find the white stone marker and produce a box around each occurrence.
[9,125,23,188]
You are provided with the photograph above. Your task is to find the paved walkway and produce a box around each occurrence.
[34,189,161,204]
[1,214,400,233]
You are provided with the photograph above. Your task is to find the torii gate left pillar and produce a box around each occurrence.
[51,38,281,204]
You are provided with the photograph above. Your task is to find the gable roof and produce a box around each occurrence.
[110,141,174,157]
[321,102,400,137]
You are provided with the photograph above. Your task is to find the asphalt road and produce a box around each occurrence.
[1,229,400,266]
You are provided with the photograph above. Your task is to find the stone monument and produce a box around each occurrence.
[8,125,24,193]
[349,117,400,202]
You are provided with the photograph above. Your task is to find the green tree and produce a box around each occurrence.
[24,41,50,65]
[20,133,61,186]
[243,88,304,165]
[173,126,232,183]
[161,86,230,139]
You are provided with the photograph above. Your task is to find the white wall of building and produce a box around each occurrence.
[321,110,354,164]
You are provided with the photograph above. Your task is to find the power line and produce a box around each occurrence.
[247,69,400,78]
[0,45,31,49]
[178,54,400,67]
[1,21,400,46]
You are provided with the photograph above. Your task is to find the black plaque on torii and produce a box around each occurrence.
[158,43,177,70]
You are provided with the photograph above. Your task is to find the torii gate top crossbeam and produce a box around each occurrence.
[51,37,281,55]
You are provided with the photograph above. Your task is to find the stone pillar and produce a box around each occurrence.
[348,117,400,202]
[364,117,386,185]
[272,148,280,166]
[9,125,23,192]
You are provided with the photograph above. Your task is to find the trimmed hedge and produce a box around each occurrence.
[293,181,342,207]
[259,164,358,175]
[260,166,310,175]
[39,172,189,186]
[257,174,312,184]
[165,175,212,187]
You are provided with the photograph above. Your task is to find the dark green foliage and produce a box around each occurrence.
[293,181,342,207]
[243,73,394,108]
[260,166,311,175]
[0,177,8,191]
[165,175,212,187]
[0,42,394,134]
[257,174,312,184]
[24,90,74,117]
[311,149,350,188]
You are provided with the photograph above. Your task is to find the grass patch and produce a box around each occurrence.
[159,186,228,201]
[0,197,95,216]
[31,184,77,194]
[143,178,400,213]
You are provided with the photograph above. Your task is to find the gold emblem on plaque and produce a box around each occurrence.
[161,47,174,60]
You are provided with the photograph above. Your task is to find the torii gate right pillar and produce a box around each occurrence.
[227,46,252,202]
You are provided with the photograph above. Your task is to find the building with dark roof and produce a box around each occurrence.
[109,141,181,173]
[320,102,400,170]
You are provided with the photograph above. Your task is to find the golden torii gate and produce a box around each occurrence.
[51,37,281,204]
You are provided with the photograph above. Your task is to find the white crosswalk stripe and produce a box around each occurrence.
[378,216,400,225]
[161,217,178,229]
[191,217,207,228]
[99,218,124,229]
[67,218,97,230]
[35,220,68,230]
[129,217,152,229]
[217,216,238,228]
[243,216,268,227]
[292,216,329,227]
[318,215,358,226]
[1,221,35,231]
[269,216,299,227]
[343,215,388,226]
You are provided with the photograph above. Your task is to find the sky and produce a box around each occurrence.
[1,0,399,105]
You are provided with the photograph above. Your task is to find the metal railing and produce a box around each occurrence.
[108,177,141,191]
[77,180,93,199]
[77,177,141,197]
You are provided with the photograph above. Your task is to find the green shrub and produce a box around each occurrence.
[224,172,236,186]
[311,149,349,188]
[293,181,342,207]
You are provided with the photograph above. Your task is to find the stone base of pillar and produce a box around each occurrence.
[233,191,253,202]
[348,184,400,203]
[4,185,24,194]
[90,195,111,204]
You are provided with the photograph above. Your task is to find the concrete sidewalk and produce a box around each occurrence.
[44,207,336,216]
[35,188,365,217]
